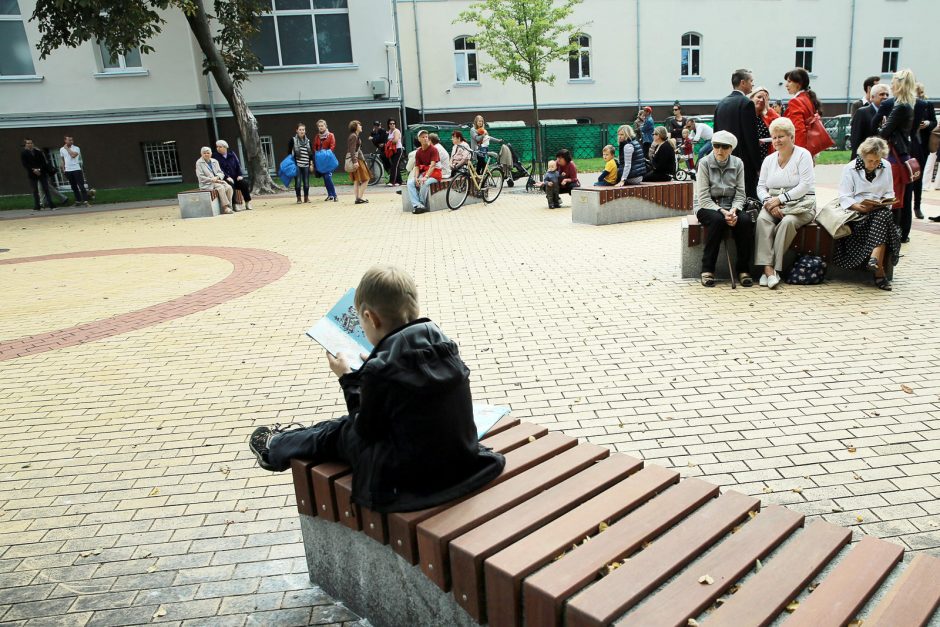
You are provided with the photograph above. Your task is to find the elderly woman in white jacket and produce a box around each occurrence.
[196,146,234,214]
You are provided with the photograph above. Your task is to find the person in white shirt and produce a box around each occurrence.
[831,137,900,290]
[449,130,472,171]
[755,117,816,289]
[429,133,451,179]
[686,118,714,161]
[59,135,89,206]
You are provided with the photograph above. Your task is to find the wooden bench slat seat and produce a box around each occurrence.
[484,464,680,627]
[389,431,578,564]
[782,535,903,627]
[705,520,852,627]
[292,420,940,627]
[615,505,804,626]
[417,443,610,590]
[564,490,760,627]
[448,454,643,622]
[865,553,940,627]
[523,477,719,627]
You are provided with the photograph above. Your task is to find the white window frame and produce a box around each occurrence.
[94,41,148,77]
[142,141,183,183]
[795,36,814,73]
[256,1,353,69]
[453,36,478,84]
[43,148,71,192]
[237,136,277,174]
[569,34,591,81]
[0,1,40,81]
[881,37,900,74]
[680,32,701,78]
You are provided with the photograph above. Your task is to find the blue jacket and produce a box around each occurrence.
[213,151,242,180]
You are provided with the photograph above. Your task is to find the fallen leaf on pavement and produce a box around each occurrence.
[152,606,167,619]
[698,575,714,585]
[901,384,913,394]
[148,488,160,497]
[847,447,857,454]
[786,600,800,612]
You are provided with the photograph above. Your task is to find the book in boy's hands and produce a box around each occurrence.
[305,288,373,370]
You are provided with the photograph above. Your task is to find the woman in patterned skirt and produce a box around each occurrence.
[832,137,901,290]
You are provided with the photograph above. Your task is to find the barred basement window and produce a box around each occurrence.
[142,141,182,182]
[260,136,276,173]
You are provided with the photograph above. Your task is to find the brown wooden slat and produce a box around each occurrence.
[481,415,520,439]
[388,431,577,564]
[333,474,360,531]
[565,490,759,627]
[359,507,387,544]
[290,458,315,517]
[818,229,834,261]
[483,464,679,627]
[865,553,940,627]
[311,462,351,522]
[783,535,903,627]
[615,505,803,627]
[524,478,719,627]
[706,520,852,627]
[418,444,610,590]
[449,454,643,622]
[478,422,547,455]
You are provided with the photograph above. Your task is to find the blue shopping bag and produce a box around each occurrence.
[314,149,339,174]
[278,154,297,187]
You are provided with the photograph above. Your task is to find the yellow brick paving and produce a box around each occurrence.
[0,179,939,625]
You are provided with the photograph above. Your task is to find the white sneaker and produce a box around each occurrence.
[759,274,768,287]
[767,273,781,290]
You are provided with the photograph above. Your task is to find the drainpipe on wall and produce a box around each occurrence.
[392,0,408,130]
[206,72,220,142]
[635,0,641,109]
[411,0,426,122]
[845,0,857,114]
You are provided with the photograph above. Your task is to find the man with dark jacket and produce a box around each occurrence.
[249,265,505,513]
[369,121,390,173]
[851,76,881,115]
[21,138,56,211]
[714,69,762,198]
[850,83,889,159]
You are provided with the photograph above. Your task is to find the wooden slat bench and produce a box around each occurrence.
[291,419,940,627]
[680,215,894,281]
[571,180,693,226]
[400,176,483,213]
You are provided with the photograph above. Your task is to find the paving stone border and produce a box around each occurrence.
[0,246,291,362]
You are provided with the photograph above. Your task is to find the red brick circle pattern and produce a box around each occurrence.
[0,246,291,362]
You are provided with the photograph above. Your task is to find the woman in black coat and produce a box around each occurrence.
[643,126,677,182]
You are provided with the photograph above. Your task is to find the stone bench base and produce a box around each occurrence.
[178,189,220,219]
[301,514,477,627]
[680,217,894,282]
[401,178,484,213]
[572,181,693,225]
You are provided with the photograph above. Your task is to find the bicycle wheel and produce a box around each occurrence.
[446,172,471,209]
[481,168,504,203]
[367,156,384,186]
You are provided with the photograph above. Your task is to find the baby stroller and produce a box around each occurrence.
[497,143,533,188]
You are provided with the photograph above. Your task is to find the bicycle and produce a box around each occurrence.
[363,151,385,186]
[445,146,504,209]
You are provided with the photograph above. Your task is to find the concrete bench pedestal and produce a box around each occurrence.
[572,181,693,225]
[400,178,484,213]
[178,190,220,219]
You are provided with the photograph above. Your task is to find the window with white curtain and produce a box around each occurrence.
[680,32,701,77]
[454,36,478,83]
[0,0,37,77]
[569,35,591,80]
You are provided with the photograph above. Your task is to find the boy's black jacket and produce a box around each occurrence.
[338,318,505,512]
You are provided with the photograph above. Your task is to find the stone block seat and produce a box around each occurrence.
[178,189,221,219]
[680,216,894,282]
[571,180,693,226]
[401,177,484,213]
[289,417,939,627]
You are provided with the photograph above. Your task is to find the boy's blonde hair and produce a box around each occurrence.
[355,265,420,324]
[602,144,615,157]
[547,159,557,170]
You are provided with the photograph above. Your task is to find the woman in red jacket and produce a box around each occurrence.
[314,119,338,201]
[783,68,822,152]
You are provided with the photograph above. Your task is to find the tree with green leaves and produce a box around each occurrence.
[454,0,583,174]
[31,0,280,194]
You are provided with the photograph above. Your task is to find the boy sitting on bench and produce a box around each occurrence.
[249,265,505,513]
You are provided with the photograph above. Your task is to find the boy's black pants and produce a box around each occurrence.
[267,416,362,472]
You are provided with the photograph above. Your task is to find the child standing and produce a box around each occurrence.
[535,160,561,208]
[681,128,695,173]
[249,265,505,513]
[595,145,618,186]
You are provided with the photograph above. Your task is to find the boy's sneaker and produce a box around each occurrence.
[249,426,277,471]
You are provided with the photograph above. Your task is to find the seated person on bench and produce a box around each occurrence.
[544,149,580,208]
[694,130,755,288]
[249,265,505,513]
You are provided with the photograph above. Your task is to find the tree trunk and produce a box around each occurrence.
[184,0,281,194]
[530,80,543,176]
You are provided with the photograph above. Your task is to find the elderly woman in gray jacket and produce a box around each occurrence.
[196,147,234,214]
[694,130,754,287]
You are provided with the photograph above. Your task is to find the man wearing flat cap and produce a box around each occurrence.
[714,68,762,198]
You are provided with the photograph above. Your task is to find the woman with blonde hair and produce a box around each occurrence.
[873,68,917,241]
[614,124,646,186]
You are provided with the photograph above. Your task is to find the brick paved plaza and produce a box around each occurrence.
[1,172,939,626]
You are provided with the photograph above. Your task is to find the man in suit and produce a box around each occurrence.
[850,83,889,159]
[714,68,761,198]
[20,138,56,212]
[850,76,880,115]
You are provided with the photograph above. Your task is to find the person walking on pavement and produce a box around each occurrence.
[21,138,56,211]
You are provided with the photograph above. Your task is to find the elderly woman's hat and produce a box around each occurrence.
[712,130,738,150]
